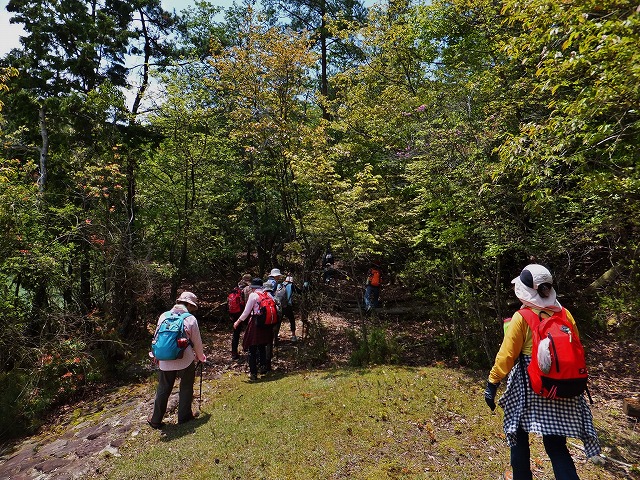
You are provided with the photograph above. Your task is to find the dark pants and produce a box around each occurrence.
[273,319,282,345]
[248,344,268,375]
[150,362,196,425]
[364,285,380,309]
[283,304,295,333]
[511,427,579,480]
[230,312,242,357]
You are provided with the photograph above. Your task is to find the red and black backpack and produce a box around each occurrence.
[227,287,245,314]
[519,307,588,399]
[254,291,278,327]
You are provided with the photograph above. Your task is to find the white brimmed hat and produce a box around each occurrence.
[269,268,282,277]
[176,291,198,309]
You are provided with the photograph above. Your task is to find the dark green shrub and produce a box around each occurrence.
[349,326,401,366]
[296,315,329,367]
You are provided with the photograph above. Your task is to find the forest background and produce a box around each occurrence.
[0,0,638,442]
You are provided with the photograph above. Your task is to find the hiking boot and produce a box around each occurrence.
[178,415,194,425]
[290,335,297,342]
[249,374,258,382]
[146,416,163,430]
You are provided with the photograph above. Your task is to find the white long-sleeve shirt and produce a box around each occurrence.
[237,289,263,322]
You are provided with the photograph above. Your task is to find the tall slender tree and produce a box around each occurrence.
[263,0,368,120]
[208,7,318,272]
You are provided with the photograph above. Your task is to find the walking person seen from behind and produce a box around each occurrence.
[229,274,251,360]
[281,276,302,341]
[364,262,382,311]
[484,264,601,479]
[233,278,273,381]
[148,291,206,429]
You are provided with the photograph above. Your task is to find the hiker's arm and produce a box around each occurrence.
[235,294,257,327]
[565,309,580,340]
[488,313,527,384]
[186,317,206,362]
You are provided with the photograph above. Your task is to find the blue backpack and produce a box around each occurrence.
[152,311,191,360]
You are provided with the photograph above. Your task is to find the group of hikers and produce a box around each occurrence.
[146,262,602,479]
[321,245,384,312]
[146,268,302,428]
[230,268,302,380]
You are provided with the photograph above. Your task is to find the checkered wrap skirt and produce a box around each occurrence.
[498,355,600,458]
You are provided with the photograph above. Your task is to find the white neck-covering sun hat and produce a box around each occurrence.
[511,264,562,312]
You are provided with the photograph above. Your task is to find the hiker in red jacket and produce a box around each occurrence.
[484,264,601,479]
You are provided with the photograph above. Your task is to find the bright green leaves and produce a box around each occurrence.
[497,0,640,215]
[204,9,322,266]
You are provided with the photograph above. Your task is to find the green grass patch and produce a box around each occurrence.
[99,366,620,479]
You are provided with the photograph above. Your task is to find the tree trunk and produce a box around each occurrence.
[319,1,330,121]
[585,264,623,293]
[37,105,48,192]
[79,246,92,314]
[117,7,151,335]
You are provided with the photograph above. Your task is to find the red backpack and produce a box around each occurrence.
[519,307,588,399]
[369,268,381,287]
[227,287,245,314]
[254,291,278,327]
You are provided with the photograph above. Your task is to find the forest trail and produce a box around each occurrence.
[0,305,638,479]
[0,310,357,480]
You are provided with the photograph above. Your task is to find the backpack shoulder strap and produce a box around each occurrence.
[517,308,539,329]
[253,290,265,308]
[517,308,544,346]
[176,311,191,335]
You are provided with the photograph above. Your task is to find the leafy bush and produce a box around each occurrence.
[0,371,32,440]
[349,326,401,366]
[296,315,329,366]
[0,316,128,442]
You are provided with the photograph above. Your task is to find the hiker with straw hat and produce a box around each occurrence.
[148,291,206,428]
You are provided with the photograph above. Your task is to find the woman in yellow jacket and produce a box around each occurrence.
[485,264,600,480]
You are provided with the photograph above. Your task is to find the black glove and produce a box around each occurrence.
[484,381,499,411]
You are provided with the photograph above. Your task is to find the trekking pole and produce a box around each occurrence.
[198,361,203,410]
